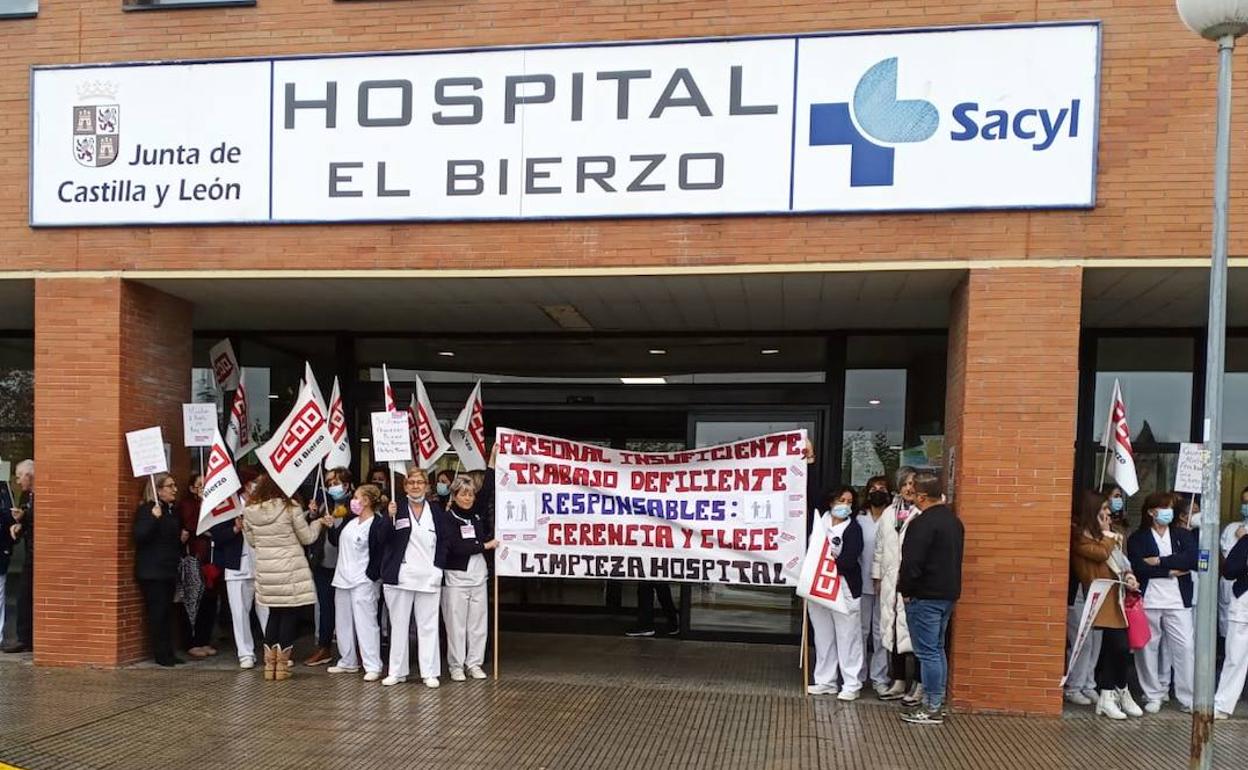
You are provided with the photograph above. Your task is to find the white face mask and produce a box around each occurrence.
[1188,513,1202,528]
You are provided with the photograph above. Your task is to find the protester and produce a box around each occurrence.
[442,471,498,681]
[176,472,218,658]
[896,472,963,725]
[1128,491,1197,714]
[2,460,34,654]
[1064,506,1101,706]
[368,468,392,503]
[873,466,919,703]
[807,486,865,701]
[1215,524,1248,719]
[325,484,387,682]
[1071,490,1141,720]
[243,474,333,681]
[1219,488,1248,642]
[1104,484,1128,529]
[433,469,455,506]
[0,478,13,647]
[857,475,891,696]
[211,509,268,670]
[304,466,352,666]
[381,468,451,688]
[133,473,186,668]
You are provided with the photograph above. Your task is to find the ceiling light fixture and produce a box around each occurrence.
[437,351,455,357]
[620,377,667,385]
[761,348,780,355]
[649,349,667,355]
[868,399,882,406]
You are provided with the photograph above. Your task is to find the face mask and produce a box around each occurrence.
[1154,508,1174,526]
[867,490,891,508]
[327,484,347,501]
[831,504,852,520]
[1241,503,1248,519]
[349,499,364,515]
[1188,513,1202,529]
[1109,497,1124,514]
[436,482,450,497]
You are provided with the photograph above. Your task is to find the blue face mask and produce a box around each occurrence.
[831,504,853,520]
[1109,497,1124,513]
[327,484,347,501]
[1154,508,1174,526]
[1241,503,1248,519]
[436,482,450,497]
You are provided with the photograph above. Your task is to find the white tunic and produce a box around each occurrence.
[397,502,442,593]
[857,511,881,595]
[331,516,375,589]
[1144,528,1185,610]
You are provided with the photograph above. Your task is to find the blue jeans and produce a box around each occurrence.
[906,598,955,709]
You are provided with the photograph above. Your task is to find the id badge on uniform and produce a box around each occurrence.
[460,524,476,540]
[396,518,411,530]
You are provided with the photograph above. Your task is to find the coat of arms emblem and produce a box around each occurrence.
[73,81,120,168]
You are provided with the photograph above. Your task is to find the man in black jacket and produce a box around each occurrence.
[3,460,34,654]
[896,471,963,725]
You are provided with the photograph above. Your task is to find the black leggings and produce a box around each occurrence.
[139,579,177,664]
[890,651,921,684]
[264,607,299,649]
[1095,627,1130,690]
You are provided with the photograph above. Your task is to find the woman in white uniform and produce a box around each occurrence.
[807,486,865,701]
[210,513,269,669]
[1215,525,1248,719]
[381,468,451,688]
[326,484,388,681]
[442,473,498,681]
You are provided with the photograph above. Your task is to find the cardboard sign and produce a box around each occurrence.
[182,403,218,447]
[126,426,168,477]
[1175,442,1209,495]
[371,411,413,463]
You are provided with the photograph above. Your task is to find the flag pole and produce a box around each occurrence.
[149,474,159,505]
[800,600,810,692]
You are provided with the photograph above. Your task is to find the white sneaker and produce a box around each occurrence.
[326,665,360,674]
[1064,689,1094,706]
[381,675,406,687]
[1215,711,1231,721]
[873,683,892,698]
[837,689,861,702]
[1117,689,1144,718]
[423,677,440,689]
[901,683,925,707]
[1143,699,1162,715]
[450,668,466,682]
[806,683,838,695]
[878,680,907,701]
[1095,690,1127,720]
[239,657,255,670]
[362,672,381,682]
[467,665,487,680]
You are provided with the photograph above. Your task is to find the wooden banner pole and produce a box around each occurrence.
[493,570,501,681]
[800,600,810,694]
[149,474,159,505]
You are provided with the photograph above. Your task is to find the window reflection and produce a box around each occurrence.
[1092,337,1193,444]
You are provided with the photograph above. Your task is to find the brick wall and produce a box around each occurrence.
[944,267,1083,716]
[33,279,191,667]
[0,0,1245,274]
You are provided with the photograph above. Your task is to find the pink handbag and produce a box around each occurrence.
[1123,590,1151,651]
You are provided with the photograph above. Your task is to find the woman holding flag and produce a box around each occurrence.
[806,486,865,700]
[1071,490,1142,720]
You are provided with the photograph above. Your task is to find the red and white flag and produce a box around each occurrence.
[795,515,852,613]
[225,368,254,460]
[324,376,351,470]
[209,338,240,391]
[304,361,326,412]
[197,426,244,535]
[409,375,451,470]
[449,381,487,471]
[382,365,407,477]
[1101,379,1139,496]
[258,382,332,498]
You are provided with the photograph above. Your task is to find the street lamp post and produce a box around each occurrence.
[1175,2,1248,768]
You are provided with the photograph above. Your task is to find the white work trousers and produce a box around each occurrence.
[1215,620,1248,715]
[1135,607,1194,708]
[334,582,382,674]
[384,585,441,680]
[442,583,488,671]
[808,600,864,692]
[858,594,889,686]
[226,579,270,662]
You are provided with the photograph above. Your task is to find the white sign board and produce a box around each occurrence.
[1175,442,1208,495]
[125,426,168,477]
[182,403,218,447]
[0,459,10,485]
[30,23,1099,226]
[370,411,413,463]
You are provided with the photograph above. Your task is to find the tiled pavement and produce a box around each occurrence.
[0,634,1246,769]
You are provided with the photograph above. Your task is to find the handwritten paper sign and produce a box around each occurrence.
[126,426,168,477]
[1175,442,1209,495]
[370,411,413,463]
[182,403,218,447]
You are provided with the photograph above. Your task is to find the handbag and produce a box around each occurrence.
[1123,589,1151,651]
[177,554,205,625]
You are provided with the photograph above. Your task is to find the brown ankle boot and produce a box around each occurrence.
[274,646,292,681]
[263,645,277,681]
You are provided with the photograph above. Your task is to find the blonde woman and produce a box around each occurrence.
[326,484,388,682]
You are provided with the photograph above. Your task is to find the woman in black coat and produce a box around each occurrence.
[133,472,188,667]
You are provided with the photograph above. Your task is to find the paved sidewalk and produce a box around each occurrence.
[0,634,1245,769]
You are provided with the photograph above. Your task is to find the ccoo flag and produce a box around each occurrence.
[225,368,254,460]
[795,513,853,614]
[382,365,407,477]
[209,338,240,391]
[449,381,487,471]
[324,376,351,470]
[257,382,332,498]
[1101,379,1139,496]
[197,426,244,535]
[410,375,451,470]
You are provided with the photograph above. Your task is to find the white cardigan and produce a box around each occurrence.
[872,499,919,655]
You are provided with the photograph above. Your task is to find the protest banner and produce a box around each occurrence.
[796,514,852,614]
[382,365,407,478]
[494,427,808,585]
[182,403,217,448]
[1175,442,1209,495]
[371,411,414,464]
[225,369,254,459]
[411,375,450,470]
[257,383,332,497]
[209,338,240,391]
[1062,578,1117,686]
[197,427,244,535]
[126,426,168,502]
[324,376,351,470]
[450,381,487,471]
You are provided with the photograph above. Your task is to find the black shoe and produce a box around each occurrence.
[156,658,178,668]
[2,641,29,654]
[624,627,656,638]
[170,657,187,666]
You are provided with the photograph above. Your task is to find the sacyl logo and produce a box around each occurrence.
[809,58,937,187]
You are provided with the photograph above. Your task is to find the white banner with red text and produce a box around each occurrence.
[494,428,808,585]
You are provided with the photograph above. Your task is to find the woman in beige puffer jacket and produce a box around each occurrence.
[242,474,332,681]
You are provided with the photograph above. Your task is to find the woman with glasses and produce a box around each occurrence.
[133,473,187,668]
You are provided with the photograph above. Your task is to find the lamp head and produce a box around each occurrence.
[1177,0,1248,40]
